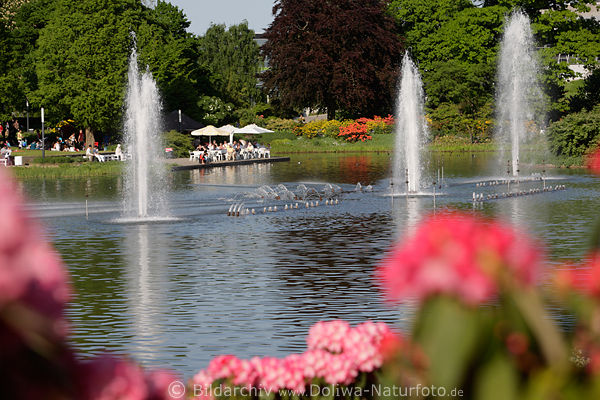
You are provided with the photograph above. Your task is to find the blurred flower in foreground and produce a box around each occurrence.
[378,211,542,305]
[0,172,71,334]
[586,147,600,175]
[0,170,178,400]
[556,253,600,299]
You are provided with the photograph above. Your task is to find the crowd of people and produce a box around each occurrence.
[193,140,270,164]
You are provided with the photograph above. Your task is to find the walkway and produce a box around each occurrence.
[169,156,290,171]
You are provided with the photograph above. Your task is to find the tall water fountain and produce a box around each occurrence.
[122,43,169,220]
[392,52,428,194]
[496,11,544,176]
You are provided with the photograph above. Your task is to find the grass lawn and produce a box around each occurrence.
[11,161,124,179]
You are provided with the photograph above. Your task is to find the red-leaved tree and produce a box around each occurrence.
[261,0,403,120]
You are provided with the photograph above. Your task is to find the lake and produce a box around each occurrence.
[19,152,600,377]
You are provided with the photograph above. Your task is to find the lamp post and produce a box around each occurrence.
[178,109,182,133]
[26,99,29,132]
[41,107,45,160]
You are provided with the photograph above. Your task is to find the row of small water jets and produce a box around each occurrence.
[227,199,341,217]
[472,184,566,203]
[234,183,344,202]
[474,176,545,187]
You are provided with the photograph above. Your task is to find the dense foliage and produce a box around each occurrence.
[1,0,599,157]
[548,105,600,157]
[262,0,402,120]
[387,0,600,145]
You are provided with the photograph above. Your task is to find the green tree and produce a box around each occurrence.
[262,0,402,120]
[387,0,473,64]
[137,1,208,118]
[0,0,56,121]
[32,0,203,145]
[570,67,600,112]
[198,22,263,108]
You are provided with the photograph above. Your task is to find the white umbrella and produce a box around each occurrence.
[232,124,274,134]
[219,124,237,134]
[190,125,228,137]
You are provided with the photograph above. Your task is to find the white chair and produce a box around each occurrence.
[0,158,7,167]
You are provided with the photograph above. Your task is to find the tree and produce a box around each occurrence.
[0,0,56,121]
[262,0,402,120]
[32,0,203,145]
[197,22,263,108]
[137,1,208,118]
[387,0,473,64]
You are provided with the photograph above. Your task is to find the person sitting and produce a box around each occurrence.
[115,144,123,160]
[226,143,235,161]
[85,145,93,161]
[52,141,61,151]
[1,144,11,165]
[93,146,105,162]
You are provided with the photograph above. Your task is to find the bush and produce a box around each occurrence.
[365,115,394,135]
[548,106,600,157]
[263,117,300,133]
[164,130,194,158]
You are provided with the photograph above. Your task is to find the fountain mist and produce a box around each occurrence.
[122,44,169,219]
[393,52,428,194]
[496,11,544,176]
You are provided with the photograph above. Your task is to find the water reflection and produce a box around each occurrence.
[126,225,164,359]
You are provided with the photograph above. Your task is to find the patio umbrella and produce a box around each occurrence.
[219,124,237,134]
[219,124,238,143]
[232,124,274,134]
[190,125,228,137]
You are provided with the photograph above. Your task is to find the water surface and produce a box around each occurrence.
[20,152,600,376]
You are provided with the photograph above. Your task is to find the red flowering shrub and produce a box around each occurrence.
[338,120,372,142]
[337,115,394,142]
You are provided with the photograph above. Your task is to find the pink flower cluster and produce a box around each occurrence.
[80,355,179,400]
[378,211,542,305]
[0,171,70,334]
[191,320,398,397]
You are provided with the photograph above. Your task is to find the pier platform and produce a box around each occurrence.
[169,156,290,171]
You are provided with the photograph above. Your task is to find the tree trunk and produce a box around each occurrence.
[327,102,336,121]
[85,127,95,148]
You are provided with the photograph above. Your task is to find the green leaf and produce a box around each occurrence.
[413,297,488,390]
[474,354,518,400]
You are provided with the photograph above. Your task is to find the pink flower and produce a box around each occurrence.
[145,370,182,400]
[323,354,358,385]
[252,357,287,393]
[230,358,258,388]
[342,322,395,372]
[206,355,238,380]
[301,349,332,379]
[307,320,351,353]
[80,355,148,400]
[190,370,214,400]
[282,355,306,394]
[378,212,542,305]
[0,171,70,329]
[586,147,600,175]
